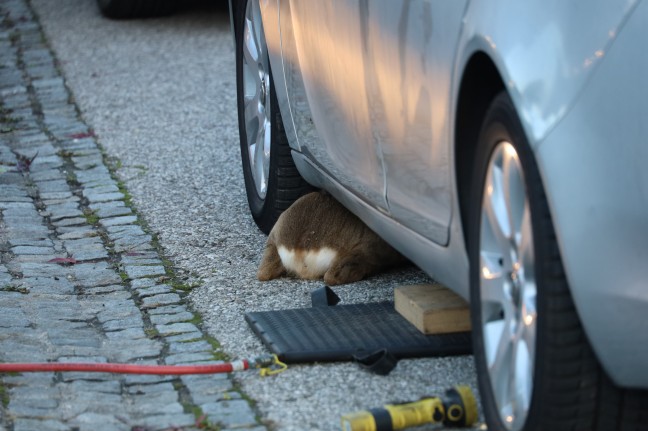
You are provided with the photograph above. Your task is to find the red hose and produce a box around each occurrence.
[0,359,255,375]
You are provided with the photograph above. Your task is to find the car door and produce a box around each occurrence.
[365,1,467,245]
[279,0,388,210]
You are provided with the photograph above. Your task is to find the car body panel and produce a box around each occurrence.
[458,0,639,146]
[359,1,467,245]
[279,0,388,209]
[536,0,648,388]
[231,0,648,388]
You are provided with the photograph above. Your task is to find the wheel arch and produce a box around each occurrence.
[454,52,504,252]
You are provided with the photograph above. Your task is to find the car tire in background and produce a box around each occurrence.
[96,0,177,19]
[469,91,648,431]
[234,0,313,234]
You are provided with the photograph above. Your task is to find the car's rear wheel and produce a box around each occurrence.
[469,91,648,431]
[234,0,312,234]
[96,0,176,19]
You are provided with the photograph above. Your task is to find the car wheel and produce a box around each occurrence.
[469,91,648,431]
[96,0,176,19]
[235,0,313,234]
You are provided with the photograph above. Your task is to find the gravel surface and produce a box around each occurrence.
[30,1,481,430]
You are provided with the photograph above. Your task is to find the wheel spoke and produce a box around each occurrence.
[486,319,513,410]
[480,252,508,306]
[244,95,260,149]
[244,93,260,124]
[482,163,513,266]
[510,317,533,429]
[502,145,526,247]
[518,205,535,278]
[243,19,260,65]
[521,286,537,360]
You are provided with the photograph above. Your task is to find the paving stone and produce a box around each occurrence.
[10,387,60,407]
[12,419,69,431]
[51,216,86,227]
[165,352,216,365]
[18,261,68,278]
[21,276,74,293]
[30,169,64,182]
[82,184,119,194]
[106,224,146,236]
[156,322,199,336]
[147,304,188,315]
[97,305,141,323]
[104,327,147,340]
[124,265,166,279]
[127,382,176,395]
[35,179,70,193]
[74,165,111,181]
[113,236,154,253]
[135,284,173,298]
[81,284,123,294]
[48,334,102,348]
[49,208,84,222]
[81,290,131,303]
[84,192,124,203]
[39,191,74,200]
[102,315,144,331]
[63,380,121,394]
[7,401,57,417]
[8,238,54,247]
[141,293,182,309]
[100,215,137,227]
[121,256,163,266]
[72,154,104,170]
[93,204,132,218]
[123,374,176,386]
[59,372,116,383]
[164,331,206,343]
[63,237,108,261]
[67,413,130,431]
[200,399,258,429]
[0,308,31,327]
[149,311,194,325]
[181,374,233,405]
[105,341,163,362]
[57,228,98,240]
[10,245,53,255]
[72,262,122,286]
[130,413,197,430]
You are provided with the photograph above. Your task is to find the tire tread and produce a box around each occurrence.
[97,0,176,19]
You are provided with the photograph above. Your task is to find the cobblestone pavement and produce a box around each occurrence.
[0,1,265,430]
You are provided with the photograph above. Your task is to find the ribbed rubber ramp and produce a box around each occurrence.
[245,302,472,363]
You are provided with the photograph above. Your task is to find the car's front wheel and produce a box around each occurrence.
[234,0,312,234]
[469,91,648,431]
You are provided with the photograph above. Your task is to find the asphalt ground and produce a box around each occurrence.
[29,1,481,430]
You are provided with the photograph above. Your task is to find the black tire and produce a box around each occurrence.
[97,0,177,19]
[234,0,313,234]
[469,91,648,431]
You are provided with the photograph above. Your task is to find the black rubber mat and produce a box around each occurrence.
[245,301,472,363]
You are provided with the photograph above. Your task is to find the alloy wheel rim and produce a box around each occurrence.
[242,0,271,199]
[479,141,537,431]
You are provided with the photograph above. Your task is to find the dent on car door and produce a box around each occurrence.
[279,0,387,210]
[367,1,467,245]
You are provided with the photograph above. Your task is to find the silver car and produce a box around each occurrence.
[229,0,648,430]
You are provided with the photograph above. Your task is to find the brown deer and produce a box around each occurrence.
[257,191,407,285]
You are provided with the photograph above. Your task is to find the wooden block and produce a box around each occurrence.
[395,284,471,335]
